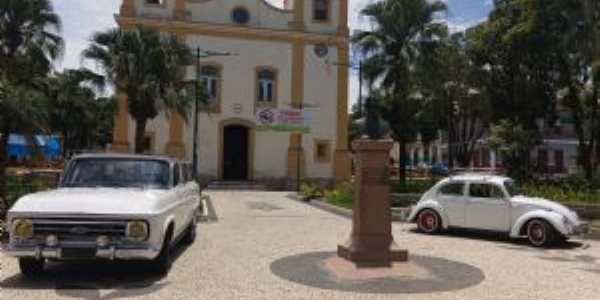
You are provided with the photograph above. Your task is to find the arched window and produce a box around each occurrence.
[200,65,220,102]
[313,0,329,22]
[257,68,276,103]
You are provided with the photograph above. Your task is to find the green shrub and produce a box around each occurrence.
[391,179,436,194]
[515,175,600,204]
[299,182,324,200]
[5,175,49,209]
[324,181,354,209]
[520,181,600,204]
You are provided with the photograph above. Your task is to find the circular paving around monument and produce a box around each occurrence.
[270,252,485,294]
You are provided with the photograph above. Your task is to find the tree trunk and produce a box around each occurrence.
[398,139,407,183]
[0,127,10,213]
[62,131,69,158]
[134,118,147,154]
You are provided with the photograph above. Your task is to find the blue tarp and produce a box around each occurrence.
[7,134,61,161]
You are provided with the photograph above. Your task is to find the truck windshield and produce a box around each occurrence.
[62,158,170,189]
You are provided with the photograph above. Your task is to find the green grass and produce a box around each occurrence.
[323,181,354,209]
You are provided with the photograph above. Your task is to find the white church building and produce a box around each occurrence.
[112,0,351,186]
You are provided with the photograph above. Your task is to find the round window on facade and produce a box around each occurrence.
[232,7,250,25]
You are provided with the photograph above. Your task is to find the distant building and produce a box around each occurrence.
[396,111,580,176]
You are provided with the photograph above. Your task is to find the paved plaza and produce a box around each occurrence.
[1,191,599,299]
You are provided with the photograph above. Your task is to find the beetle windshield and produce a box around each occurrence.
[504,180,520,197]
[62,158,170,189]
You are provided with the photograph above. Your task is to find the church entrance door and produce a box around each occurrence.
[223,125,249,180]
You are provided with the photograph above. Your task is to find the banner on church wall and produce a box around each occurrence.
[256,107,311,133]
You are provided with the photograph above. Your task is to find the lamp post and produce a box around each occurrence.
[191,48,237,180]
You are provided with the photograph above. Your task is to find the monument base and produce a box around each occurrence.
[337,138,408,267]
[338,239,408,266]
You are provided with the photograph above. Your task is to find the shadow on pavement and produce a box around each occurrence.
[0,233,194,299]
[409,227,585,250]
[270,251,485,294]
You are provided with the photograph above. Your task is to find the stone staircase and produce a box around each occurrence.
[205,181,267,191]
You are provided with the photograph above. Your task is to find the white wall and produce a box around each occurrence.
[183,35,297,179]
[302,43,337,178]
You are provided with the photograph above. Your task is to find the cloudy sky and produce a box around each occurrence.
[50,0,493,107]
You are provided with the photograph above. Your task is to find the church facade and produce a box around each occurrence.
[113,0,351,186]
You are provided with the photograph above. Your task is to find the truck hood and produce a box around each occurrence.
[511,195,580,223]
[9,188,169,216]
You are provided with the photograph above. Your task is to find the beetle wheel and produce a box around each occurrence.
[417,209,441,234]
[526,219,555,247]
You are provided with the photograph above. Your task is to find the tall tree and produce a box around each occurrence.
[0,0,63,203]
[83,27,191,153]
[353,0,447,182]
[415,33,492,169]
[44,69,114,156]
[0,0,63,83]
[465,0,567,174]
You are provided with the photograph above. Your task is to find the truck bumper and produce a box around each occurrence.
[1,245,161,260]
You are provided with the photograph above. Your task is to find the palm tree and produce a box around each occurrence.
[0,0,63,207]
[353,0,447,181]
[0,78,48,211]
[0,0,64,82]
[44,69,113,157]
[83,27,191,153]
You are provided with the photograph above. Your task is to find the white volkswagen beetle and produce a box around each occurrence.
[2,154,200,277]
[407,174,589,246]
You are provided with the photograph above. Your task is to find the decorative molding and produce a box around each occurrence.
[334,43,351,180]
[254,66,279,112]
[115,15,347,46]
[337,0,349,37]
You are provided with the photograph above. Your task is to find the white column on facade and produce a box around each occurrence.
[418,146,424,165]
[490,150,496,171]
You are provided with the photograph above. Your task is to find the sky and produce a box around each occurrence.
[50,0,494,107]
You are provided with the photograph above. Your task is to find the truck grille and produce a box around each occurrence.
[32,218,127,238]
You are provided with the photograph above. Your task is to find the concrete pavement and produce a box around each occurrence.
[0,191,599,299]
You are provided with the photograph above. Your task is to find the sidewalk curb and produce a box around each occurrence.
[290,194,410,222]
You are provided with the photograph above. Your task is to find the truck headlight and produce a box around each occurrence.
[126,221,149,242]
[12,218,34,240]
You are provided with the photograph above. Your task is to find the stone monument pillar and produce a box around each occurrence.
[338,138,408,265]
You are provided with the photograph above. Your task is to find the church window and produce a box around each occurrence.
[256,68,277,106]
[313,0,330,22]
[314,139,331,163]
[200,65,220,103]
[232,7,250,25]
